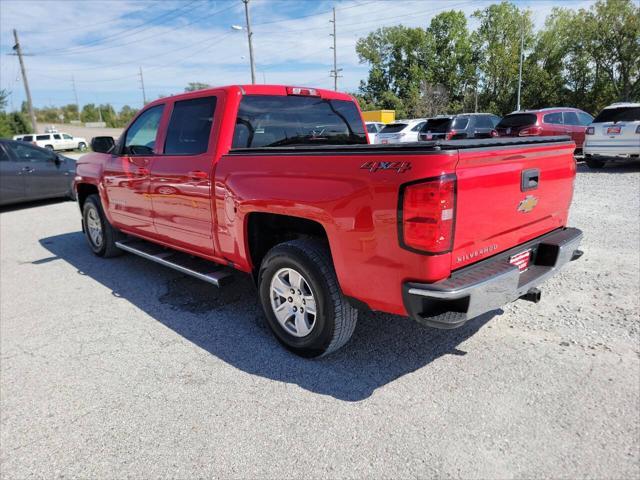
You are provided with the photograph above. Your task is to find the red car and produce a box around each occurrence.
[496,108,593,151]
[74,85,583,357]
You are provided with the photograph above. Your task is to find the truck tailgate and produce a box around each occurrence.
[452,140,576,269]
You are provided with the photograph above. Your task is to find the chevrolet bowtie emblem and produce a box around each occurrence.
[517,195,539,213]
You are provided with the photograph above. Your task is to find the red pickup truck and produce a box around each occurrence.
[75,85,583,357]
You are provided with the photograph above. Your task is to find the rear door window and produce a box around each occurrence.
[124,104,164,155]
[593,106,640,123]
[563,111,579,125]
[475,116,493,128]
[164,96,217,155]
[496,113,536,128]
[543,112,563,124]
[451,117,469,129]
[232,95,366,148]
[53,134,62,140]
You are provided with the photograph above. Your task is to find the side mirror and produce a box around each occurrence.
[91,136,115,154]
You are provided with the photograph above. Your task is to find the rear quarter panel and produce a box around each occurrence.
[214,151,457,315]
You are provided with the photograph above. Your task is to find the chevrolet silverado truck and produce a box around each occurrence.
[74,85,583,357]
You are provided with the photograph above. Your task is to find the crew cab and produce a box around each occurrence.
[74,85,583,357]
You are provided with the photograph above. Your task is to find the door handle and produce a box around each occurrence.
[127,156,149,167]
[19,166,35,174]
[188,170,208,180]
[521,168,539,191]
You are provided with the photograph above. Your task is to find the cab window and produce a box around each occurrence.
[543,112,563,124]
[164,96,216,155]
[124,104,164,155]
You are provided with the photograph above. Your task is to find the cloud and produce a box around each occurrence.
[0,0,597,109]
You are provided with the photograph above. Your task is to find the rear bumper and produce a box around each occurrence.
[403,228,583,329]
[583,144,640,158]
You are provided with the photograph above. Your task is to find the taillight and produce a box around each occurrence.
[286,87,319,97]
[490,129,498,137]
[399,175,456,254]
[445,130,457,140]
[519,126,542,136]
[586,127,595,135]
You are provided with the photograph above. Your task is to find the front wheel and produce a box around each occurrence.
[258,239,357,358]
[78,142,87,151]
[82,194,124,257]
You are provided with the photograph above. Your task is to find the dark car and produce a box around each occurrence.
[495,107,593,151]
[0,139,76,207]
[418,113,501,141]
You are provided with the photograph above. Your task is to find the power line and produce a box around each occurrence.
[32,0,203,56]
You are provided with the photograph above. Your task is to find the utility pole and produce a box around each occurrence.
[242,0,256,84]
[71,75,81,121]
[138,66,147,105]
[516,18,524,111]
[329,7,341,91]
[12,29,37,133]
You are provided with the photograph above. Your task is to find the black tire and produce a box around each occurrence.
[258,239,357,358]
[45,144,54,150]
[586,157,605,169]
[78,142,87,151]
[82,194,124,257]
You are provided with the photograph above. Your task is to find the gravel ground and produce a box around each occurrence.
[1,163,638,479]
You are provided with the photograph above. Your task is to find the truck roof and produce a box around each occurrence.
[145,84,356,107]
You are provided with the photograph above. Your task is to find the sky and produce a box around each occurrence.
[0,0,597,110]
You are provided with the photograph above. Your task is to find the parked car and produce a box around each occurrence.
[418,113,501,141]
[583,102,640,168]
[375,119,427,144]
[496,108,593,151]
[14,132,88,151]
[74,84,582,357]
[0,139,75,206]
[365,121,385,143]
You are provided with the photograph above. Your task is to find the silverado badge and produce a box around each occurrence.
[517,195,539,213]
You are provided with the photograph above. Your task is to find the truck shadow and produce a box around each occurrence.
[40,232,497,402]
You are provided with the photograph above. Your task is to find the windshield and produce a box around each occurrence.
[379,123,407,133]
[497,113,537,128]
[232,95,366,148]
[593,106,640,123]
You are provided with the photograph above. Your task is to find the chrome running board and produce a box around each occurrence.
[115,239,233,287]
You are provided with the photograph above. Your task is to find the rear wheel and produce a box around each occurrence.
[82,194,124,257]
[45,144,54,150]
[586,157,605,169]
[258,239,357,357]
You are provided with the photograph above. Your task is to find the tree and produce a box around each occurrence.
[185,82,210,92]
[425,11,475,112]
[81,104,100,123]
[118,105,139,126]
[472,2,534,114]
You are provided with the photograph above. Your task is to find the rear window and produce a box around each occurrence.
[422,118,452,133]
[379,123,407,133]
[164,96,217,155]
[593,106,640,123]
[232,95,366,148]
[36,135,49,140]
[497,113,537,128]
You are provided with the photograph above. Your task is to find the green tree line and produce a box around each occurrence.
[355,0,639,118]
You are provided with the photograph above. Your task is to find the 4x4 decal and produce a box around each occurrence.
[360,161,412,173]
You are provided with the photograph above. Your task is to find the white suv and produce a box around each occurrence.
[375,119,428,144]
[583,102,640,168]
[14,133,88,151]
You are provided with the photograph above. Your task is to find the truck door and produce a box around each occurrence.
[148,95,218,257]
[103,104,164,237]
